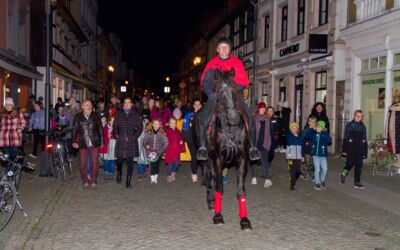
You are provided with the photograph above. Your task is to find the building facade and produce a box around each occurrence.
[255,0,348,153]
[31,0,93,105]
[0,0,42,109]
[341,0,400,141]
[71,0,98,101]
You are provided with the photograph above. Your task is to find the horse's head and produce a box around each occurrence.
[214,68,242,126]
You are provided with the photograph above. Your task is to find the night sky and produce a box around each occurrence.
[98,0,224,89]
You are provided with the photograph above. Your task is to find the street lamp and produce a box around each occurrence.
[193,56,202,66]
[124,80,129,85]
[107,65,115,73]
[165,76,170,82]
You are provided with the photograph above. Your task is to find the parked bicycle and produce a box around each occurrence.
[1,153,35,190]
[46,130,73,180]
[0,154,28,231]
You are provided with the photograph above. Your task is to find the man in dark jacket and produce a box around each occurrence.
[182,99,202,183]
[113,97,143,188]
[72,100,104,188]
[341,110,368,189]
[197,37,260,161]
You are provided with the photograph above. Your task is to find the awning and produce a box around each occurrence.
[52,63,97,90]
[0,50,43,80]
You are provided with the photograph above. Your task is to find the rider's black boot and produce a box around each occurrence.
[197,122,208,161]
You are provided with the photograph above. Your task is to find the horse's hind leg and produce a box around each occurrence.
[213,157,224,225]
[237,158,252,231]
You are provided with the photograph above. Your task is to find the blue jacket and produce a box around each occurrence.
[286,132,304,159]
[305,129,332,157]
[182,111,194,131]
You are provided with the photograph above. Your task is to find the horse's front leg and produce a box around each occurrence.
[213,156,224,225]
[205,159,215,210]
[237,158,252,231]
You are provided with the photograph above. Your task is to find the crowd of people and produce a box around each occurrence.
[0,36,369,192]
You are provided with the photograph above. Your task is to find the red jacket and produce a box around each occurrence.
[200,54,249,90]
[0,112,26,147]
[99,125,115,154]
[164,128,185,165]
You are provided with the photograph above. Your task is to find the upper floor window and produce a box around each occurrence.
[281,5,288,41]
[297,0,305,35]
[264,15,270,48]
[319,0,328,26]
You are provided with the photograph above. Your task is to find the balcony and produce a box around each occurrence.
[354,0,399,22]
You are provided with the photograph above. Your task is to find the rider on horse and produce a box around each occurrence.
[197,37,261,162]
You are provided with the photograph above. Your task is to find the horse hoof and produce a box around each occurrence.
[240,218,252,231]
[213,213,224,225]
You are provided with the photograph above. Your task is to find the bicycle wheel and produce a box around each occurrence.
[50,153,59,179]
[58,153,67,181]
[0,181,17,231]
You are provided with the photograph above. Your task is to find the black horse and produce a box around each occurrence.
[194,68,252,231]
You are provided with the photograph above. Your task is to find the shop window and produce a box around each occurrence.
[279,79,286,102]
[297,0,305,35]
[315,71,327,103]
[394,71,400,104]
[262,81,269,104]
[281,5,288,42]
[361,73,385,139]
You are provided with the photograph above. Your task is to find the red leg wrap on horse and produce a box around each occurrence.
[238,196,247,218]
[214,192,222,214]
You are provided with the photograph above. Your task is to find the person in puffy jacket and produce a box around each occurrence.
[340,110,368,189]
[144,119,168,184]
[286,123,304,191]
[165,117,185,183]
[305,120,332,191]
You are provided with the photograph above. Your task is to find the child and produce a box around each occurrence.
[286,123,304,191]
[165,117,185,182]
[302,116,317,180]
[137,116,150,181]
[144,119,168,184]
[307,120,332,191]
[99,116,116,180]
[341,110,368,189]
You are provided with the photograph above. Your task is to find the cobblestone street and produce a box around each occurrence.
[1,153,400,250]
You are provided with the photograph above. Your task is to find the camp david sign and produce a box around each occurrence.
[275,40,305,60]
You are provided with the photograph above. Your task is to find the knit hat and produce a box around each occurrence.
[289,122,299,130]
[317,120,326,129]
[173,108,182,118]
[4,97,14,106]
[257,102,267,110]
[216,37,232,48]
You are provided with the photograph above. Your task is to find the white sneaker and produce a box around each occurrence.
[150,175,155,183]
[192,174,198,183]
[251,177,257,185]
[264,179,273,188]
[154,174,158,184]
[279,149,286,153]
[29,154,37,159]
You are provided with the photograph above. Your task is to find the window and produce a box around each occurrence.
[279,79,286,102]
[264,15,270,48]
[315,71,327,103]
[319,0,328,26]
[262,81,269,104]
[395,53,400,65]
[281,6,288,41]
[246,8,254,42]
[297,0,305,35]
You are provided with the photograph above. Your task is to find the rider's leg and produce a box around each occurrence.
[236,89,261,161]
[197,99,217,161]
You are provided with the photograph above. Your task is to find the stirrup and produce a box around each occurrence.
[197,146,208,161]
[249,147,261,161]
